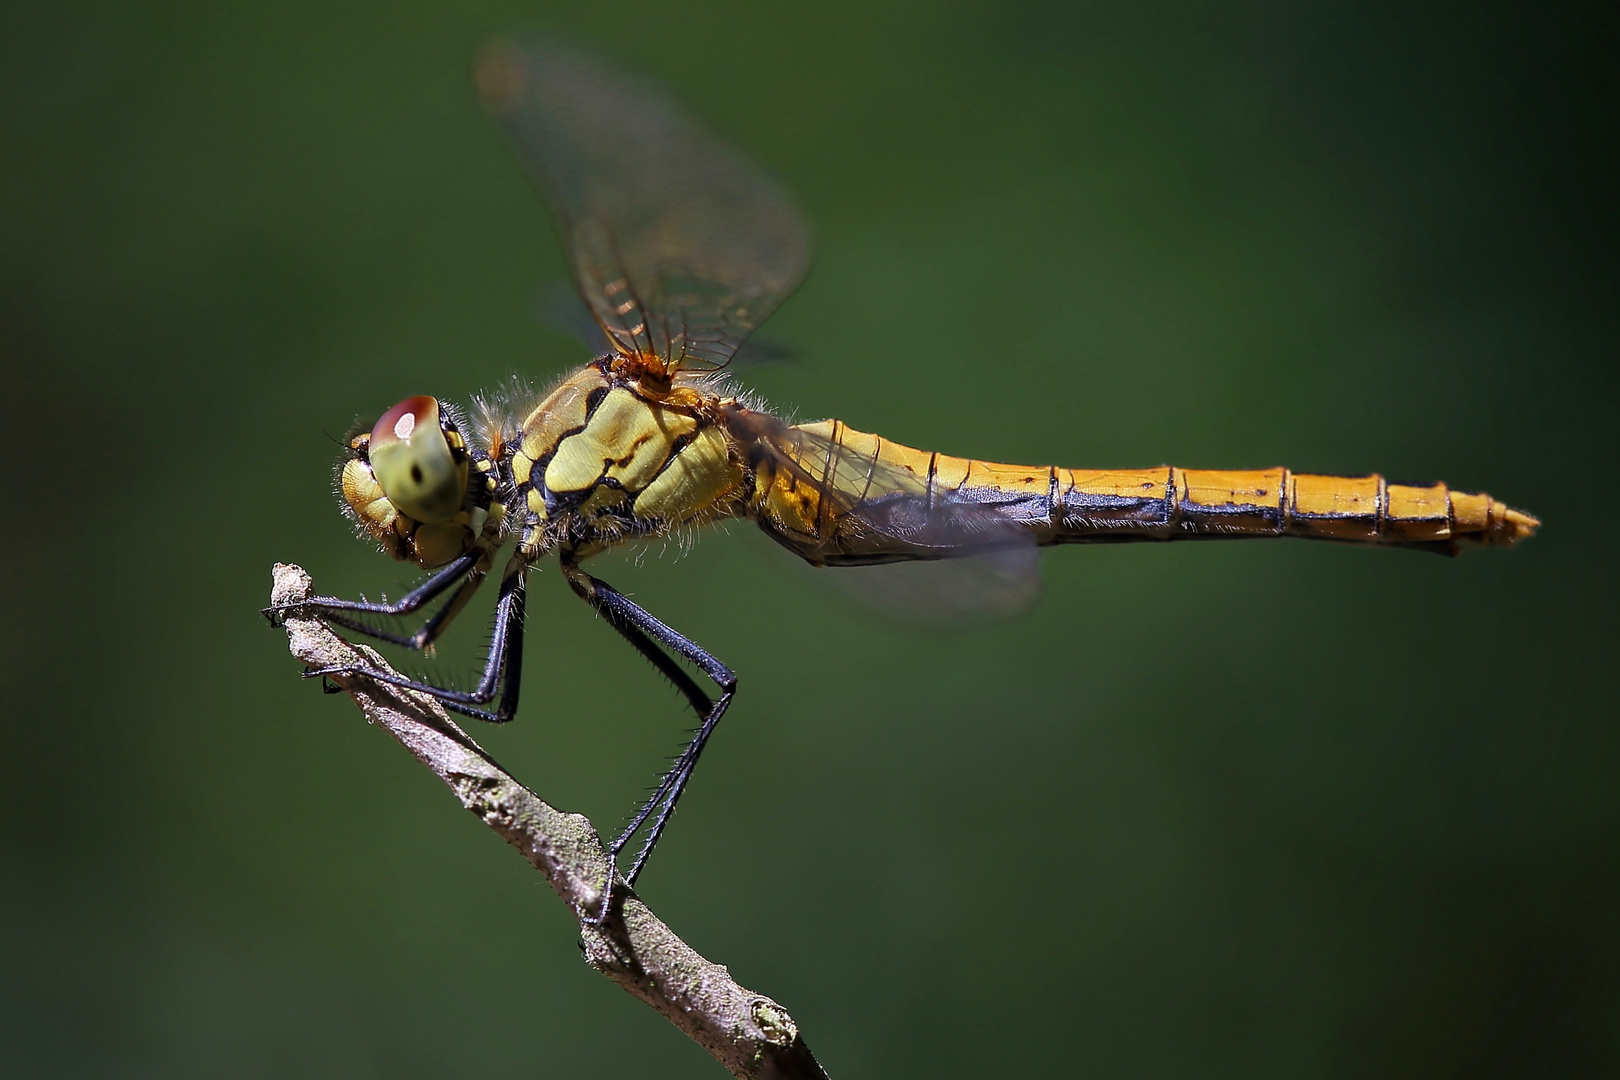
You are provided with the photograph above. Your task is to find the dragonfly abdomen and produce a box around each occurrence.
[743,413,1538,564]
[1048,466,1539,553]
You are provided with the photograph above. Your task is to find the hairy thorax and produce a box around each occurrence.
[503,359,748,556]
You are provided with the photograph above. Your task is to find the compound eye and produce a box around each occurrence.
[367,396,466,523]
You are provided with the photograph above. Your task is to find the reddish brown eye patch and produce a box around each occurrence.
[371,396,442,449]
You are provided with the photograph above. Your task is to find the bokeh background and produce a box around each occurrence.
[2,2,1615,1077]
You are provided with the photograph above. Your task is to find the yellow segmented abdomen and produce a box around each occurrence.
[749,416,1539,562]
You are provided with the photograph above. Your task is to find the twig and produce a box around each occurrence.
[268,563,829,1080]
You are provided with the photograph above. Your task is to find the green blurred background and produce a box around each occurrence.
[2,1,1614,1076]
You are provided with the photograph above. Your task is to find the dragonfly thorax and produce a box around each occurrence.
[502,359,747,557]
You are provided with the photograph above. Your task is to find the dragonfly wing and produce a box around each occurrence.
[813,542,1042,625]
[533,279,615,354]
[536,278,800,367]
[763,420,1043,620]
[476,37,811,370]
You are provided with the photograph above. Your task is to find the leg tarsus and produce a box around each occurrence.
[579,852,627,928]
[266,550,489,651]
[302,569,527,724]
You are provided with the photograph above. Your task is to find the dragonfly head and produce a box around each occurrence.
[338,396,476,568]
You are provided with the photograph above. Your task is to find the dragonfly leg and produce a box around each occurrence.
[264,550,489,651]
[321,565,490,652]
[561,557,735,914]
[302,566,526,724]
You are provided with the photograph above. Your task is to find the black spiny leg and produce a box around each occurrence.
[264,550,490,652]
[302,566,527,724]
[561,555,736,906]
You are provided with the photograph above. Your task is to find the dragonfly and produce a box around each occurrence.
[270,37,1539,908]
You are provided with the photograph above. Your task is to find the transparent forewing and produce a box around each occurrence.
[763,421,1043,616]
[476,38,811,370]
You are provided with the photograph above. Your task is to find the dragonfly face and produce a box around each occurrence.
[277,36,1538,914]
[339,395,490,569]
